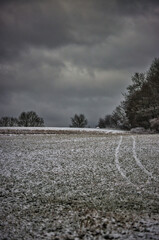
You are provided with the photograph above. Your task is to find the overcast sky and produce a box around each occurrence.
[0,0,159,127]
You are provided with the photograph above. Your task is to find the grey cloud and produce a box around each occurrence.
[0,0,71,61]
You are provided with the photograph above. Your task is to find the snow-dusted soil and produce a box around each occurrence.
[0,133,159,239]
[0,127,127,135]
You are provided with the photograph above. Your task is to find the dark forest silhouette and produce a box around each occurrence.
[97,58,159,132]
[0,111,44,127]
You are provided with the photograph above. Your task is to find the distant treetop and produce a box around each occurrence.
[0,111,44,127]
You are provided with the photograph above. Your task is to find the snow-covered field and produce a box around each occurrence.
[0,127,126,135]
[0,132,159,239]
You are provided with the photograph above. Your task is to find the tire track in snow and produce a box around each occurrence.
[115,136,136,186]
[132,136,158,181]
[115,136,159,197]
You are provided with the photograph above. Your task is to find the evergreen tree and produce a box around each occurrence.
[98,118,106,128]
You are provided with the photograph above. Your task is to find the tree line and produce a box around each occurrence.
[0,111,44,127]
[105,57,159,131]
[70,58,159,132]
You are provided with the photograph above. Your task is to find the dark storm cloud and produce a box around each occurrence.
[0,0,159,126]
[0,0,71,60]
[1,0,158,60]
